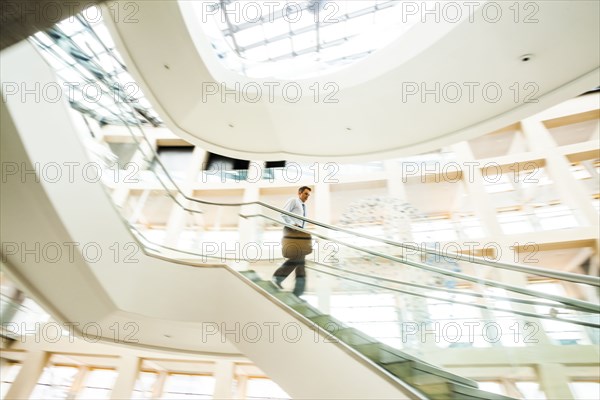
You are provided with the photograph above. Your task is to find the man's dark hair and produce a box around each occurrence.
[298,186,312,193]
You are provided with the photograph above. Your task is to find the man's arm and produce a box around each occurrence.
[281,198,299,226]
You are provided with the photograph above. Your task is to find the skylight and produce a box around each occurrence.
[194,0,423,79]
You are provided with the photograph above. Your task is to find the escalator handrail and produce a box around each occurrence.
[245,214,600,314]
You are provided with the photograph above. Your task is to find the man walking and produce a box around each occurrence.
[272,186,312,297]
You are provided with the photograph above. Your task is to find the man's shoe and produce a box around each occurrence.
[271,277,283,289]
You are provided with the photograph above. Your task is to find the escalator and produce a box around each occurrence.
[241,270,514,400]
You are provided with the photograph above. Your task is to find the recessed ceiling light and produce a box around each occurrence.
[519,54,533,62]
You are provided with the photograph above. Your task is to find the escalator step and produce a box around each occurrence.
[450,382,516,400]
[352,342,410,364]
[290,303,322,318]
[254,280,280,294]
[241,271,514,399]
[273,291,305,306]
[308,315,347,331]
[380,359,477,388]
[239,270,261,282]
[333,327,379,346]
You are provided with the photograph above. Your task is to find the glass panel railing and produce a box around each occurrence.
[235,239,599,399]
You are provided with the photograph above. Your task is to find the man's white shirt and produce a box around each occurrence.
[281,197,306,227]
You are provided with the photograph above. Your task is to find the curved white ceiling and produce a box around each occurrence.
[105,1,599,161]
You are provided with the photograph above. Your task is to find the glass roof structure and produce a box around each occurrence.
[30,11,162,126]
[196,0,423,79]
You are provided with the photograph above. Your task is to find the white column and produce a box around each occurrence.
[238,186,261,270]
[111,137,157,208]
[537,363,574,400]
[314,182,332,224]
[521,118,598,226]
[110,355,140,400]
[385,159,416,240]
[213,360,235,399]
[151,370,168,399]
[239,185,260,241]
[66,366,89,399]
[590,120,600,141]
[451,142,504,237]
[5,350,49,400]
[128,189,151,224]
[0,358,12,382]
[234,374,248,399]
[384,159,408,202]
[164,147,207,246]
[313,182,333,264]
[315,271,332,314]
[313,183,334,306]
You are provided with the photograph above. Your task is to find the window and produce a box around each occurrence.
[132,372,158,399]
[459,216,484,238]
[569,381,600,400]
[483,174,513,194]
[425,292,488,348]
[161,374,215,399]
[534,205,578,230]
[498,211,534,234]
[202,153,251,183]
[528,283,591,346]
[31,365,79,400]
[515,381,547,400]
[477,381,506,396]
[305,293,401,348]
[0,363,22,399]
[411,218,457,242]
[153,146,195,180]
[194,0,432,79]
[246,378,290,399]
[78,369,118,399]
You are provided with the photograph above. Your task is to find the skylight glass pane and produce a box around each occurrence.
[74,63,98,81]
[291,10,315,32]
[49,44,77,66]
[267,38,292,58]
[244,46,270,62]
[95,52,120,73]
[320,20,347,43]
[191,0,439,78]
[345,12,375,38]
[262,16,290,38]
[33,32,54,46]
[89,24,112,46]
[72,32,105,55]
[57,19,85,36]
[235,24,264,48]
[374,5,402,26]
[293,31,317,52]
[58,71,88,88]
